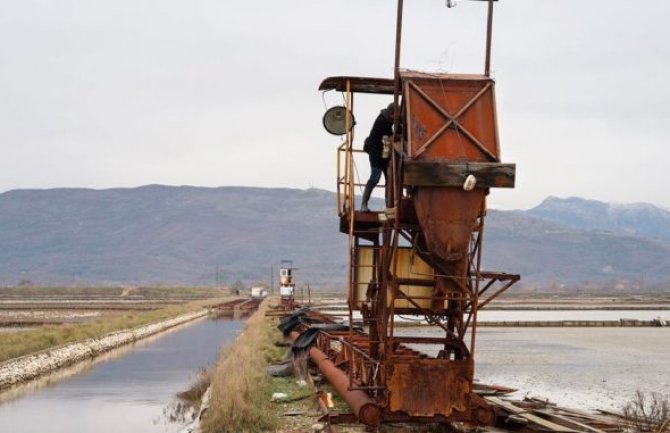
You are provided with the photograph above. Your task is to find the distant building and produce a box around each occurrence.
[251,286,267,299]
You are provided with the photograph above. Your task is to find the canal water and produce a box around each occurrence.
[0,318,243,433]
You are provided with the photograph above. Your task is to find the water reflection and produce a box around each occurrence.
[0,318,242,433]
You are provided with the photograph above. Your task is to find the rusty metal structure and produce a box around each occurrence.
[279,260,297,309]
[301,0,521,426]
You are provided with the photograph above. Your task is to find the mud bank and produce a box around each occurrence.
[0,309,209,390]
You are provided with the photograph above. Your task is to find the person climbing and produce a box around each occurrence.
[360,103,394,212]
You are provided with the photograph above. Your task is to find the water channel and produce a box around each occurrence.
[0,317,243,433]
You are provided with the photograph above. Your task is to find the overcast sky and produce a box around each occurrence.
[1,0,668,210]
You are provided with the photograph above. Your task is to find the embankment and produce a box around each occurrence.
[199,301,284,433]
[0,309,209,390]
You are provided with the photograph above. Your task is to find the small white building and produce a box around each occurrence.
[250,286,267,299]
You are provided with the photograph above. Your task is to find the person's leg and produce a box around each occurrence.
[361,166,383,211]
[382,165,389,208]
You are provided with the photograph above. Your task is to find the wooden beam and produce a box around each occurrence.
[403,161,515,188]
[395,277,435,287]
[485,397,578,432]
[535,409,610,433]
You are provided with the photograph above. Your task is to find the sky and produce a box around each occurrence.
[1,0,668,210]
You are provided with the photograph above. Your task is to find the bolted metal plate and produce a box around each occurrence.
[401,72,500,162]
[388,359,473,417]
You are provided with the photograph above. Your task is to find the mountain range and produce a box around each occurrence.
[1,186,669,291]
[525,196,670,240]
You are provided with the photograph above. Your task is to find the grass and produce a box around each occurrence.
[0,297,226,363]
[201,300,285,433]
[133,286,228,300]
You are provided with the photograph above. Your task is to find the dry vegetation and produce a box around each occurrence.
[0,297,225,363]
[201,301,284,433]
[623,391,670,433]
[165,366,214,424]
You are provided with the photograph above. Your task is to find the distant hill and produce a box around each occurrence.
[485,210,670,287]
[0,186,348,287]
[525,196,670,240]
[0,186,669,290]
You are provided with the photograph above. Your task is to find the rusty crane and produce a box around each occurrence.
[283,0,520,427]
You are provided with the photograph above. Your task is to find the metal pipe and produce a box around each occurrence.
[484,0,494,76]
[470,203,486,359]
[392,0,404,131]
[289,331,382,426]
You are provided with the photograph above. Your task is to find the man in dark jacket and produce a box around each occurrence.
[361,103,394,212]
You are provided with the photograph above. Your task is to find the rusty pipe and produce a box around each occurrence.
[289,331,382,426]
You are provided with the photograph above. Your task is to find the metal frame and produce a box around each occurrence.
[311,0,520,426]
[328,81,519,424]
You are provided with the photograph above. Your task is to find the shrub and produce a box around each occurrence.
[623,390,670,433]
